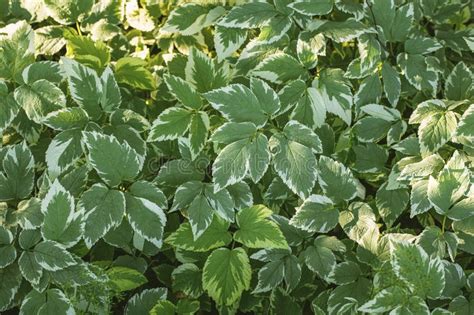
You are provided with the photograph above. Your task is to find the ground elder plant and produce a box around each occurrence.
[0,0,473,314]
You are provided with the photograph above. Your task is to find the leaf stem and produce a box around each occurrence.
[441,216,447,233]
[76,22,82,36]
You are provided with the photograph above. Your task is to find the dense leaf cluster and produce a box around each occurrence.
[0,0,473,314]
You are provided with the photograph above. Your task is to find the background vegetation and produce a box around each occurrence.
[0,0,473,314]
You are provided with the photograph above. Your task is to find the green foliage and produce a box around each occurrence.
[0,0,472,314]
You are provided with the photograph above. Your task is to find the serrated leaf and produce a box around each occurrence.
[253,260,285,293]
[185,48,228,93]
[107,266,148,292]
[288,0,333,15]
[204,84,268,127]
[234,205,288,249]
[252,52,306,84]
[376,184,409,227]
[214,26,247,62]
[20,288,75,315]
[147,107,193,142]
[115,57,156,90]
[0,142,35,201]
[318,155,357,203]
[41,180,83,247]
[290,195,337,233]
[78,183,125,248]
[83,131,140,187]
[126,194,167,248]
[202,247,251,306]
[34,240,76,271]
[164,74,202,110]
[162,3,224,36]
[166,216,232,252]
[218,2,279,29]
[14,79,66,123]
[61,57,102,119]
[391,242,445,299]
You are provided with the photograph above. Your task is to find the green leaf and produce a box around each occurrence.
[189,112,210,159]
[269,121,320,198]
[65,35,110,72]
[0,91,21,133]
[125,193,167,248]
[389,3,415,42]
[297,32,324,69]
[405,37,442,55]
[0,142,35,201]
[311,19,369,43]
[427,151,470,216]
[45,129,83,176]
[22,61,64,85]
[382,62,401,106]
[391,242,445,299]
[218,2,279,28]
[318,155,358,203]
[353,117,392,142]
[185,47,228,93]
[150,300,175,315]
[318,68,353,124]
[354,73,382,107]
[253,260,285,293]
[115,57,156,90]
[166,216,232,252]
[44,0,93,24]
[418,110,457,154]
[164,74,202,110]
[252,52,306,84]
[107,266,148,292]
[162,3,224,35]
[78,183,125,247]
[376,184,409,227]
[445,62,473,101]
[0,264,22,311]
[43,107,89,131]
[214,26,247,62]
[100,66,121,112]
[0,21,35,83]
[290,195,337,233]
[410,180,432,217]
[234,205,288,249]
[203,247,251,306]
[83,131,141,187]
[330,261,361,285]
[204,84,268,127]
[291,87,327,129]
[397,53,438,94]
[303,243,336,279]
[250,77,281,116]
[34,240,76,271]
[172,263,203,299]
[125,0,155,32]
[20,289,75,315]
[14,79,66,123]
[18,251,43,285]
[211,123,270,190]
[457,104,474,142]
[0,227,15,268]
[186,193,215,240]
[359,286,407,313]
[125,288,168,315]
[147,107,192,142]
[41,180,83,247]
[61,57,102,119]
[288,0,333,15]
